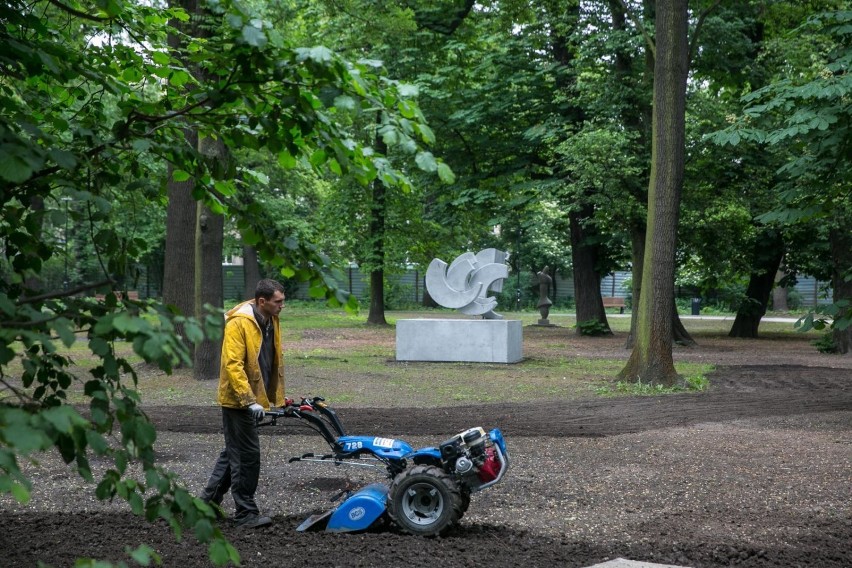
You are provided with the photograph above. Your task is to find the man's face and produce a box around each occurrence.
[258,291,285,319]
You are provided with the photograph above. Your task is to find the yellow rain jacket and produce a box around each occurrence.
[217,299,285,410]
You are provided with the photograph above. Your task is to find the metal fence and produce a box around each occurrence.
[135,264,833,309]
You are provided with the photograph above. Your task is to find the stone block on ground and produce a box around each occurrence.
[395,319,522,363]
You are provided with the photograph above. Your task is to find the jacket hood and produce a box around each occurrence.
[225,299,257,321]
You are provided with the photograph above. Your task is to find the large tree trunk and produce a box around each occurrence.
[163,1,199,361]
[164,0,225,378]
[193,202,224,379]
[366,127,388,325]
[729,230,783,338]
[672,299,696,346]
[569,205,611,334]
[625,222,695,348]
[619,0,688,387]
[366,174,387,323]
[625,222,645,348]
[162,143,197,323]
[191,136,227,380]
[771,269,789,311]
[829,224,852,354]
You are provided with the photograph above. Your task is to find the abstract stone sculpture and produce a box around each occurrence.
[425,248,510,319]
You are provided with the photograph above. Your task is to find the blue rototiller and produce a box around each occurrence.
[263,397,510,536]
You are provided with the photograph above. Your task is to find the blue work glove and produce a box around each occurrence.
[248,403,265,421]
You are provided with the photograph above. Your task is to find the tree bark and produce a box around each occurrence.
[366,123,388,326]
[193,201,224,379]
[728,230,783,339]
[771,269,789,311]
[829,224,852,354]
[569,205,611,334]
[162,143,197,323]
[192,135,227,380]
[619,0,688,387]
[672,299,696,346]
[366,174,387,325]
[625,222,645,349]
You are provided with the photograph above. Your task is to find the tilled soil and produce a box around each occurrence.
[1,364,851,568]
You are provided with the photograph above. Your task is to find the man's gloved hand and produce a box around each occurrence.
[248,403,265,421]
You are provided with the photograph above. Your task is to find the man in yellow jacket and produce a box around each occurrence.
[200,279,286,528]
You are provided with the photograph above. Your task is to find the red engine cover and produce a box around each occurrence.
[477,447,500,482]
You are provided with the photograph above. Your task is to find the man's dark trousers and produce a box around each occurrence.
[200,407,261,522]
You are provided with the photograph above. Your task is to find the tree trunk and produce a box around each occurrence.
[729,230,783,339]
[569,205,611,335]
[366,175,388,323]
[625,222,645,349]
[672,299,695,346]
[162,143,197,322]
[771,269,789,311]
[193,201,224,379]
[366,124,388,326]
[829,224,852,354]
[619,0,688,387]
[192,135,227,380]
[243,245,261,300]
[163,1,199,360]
[625,223,695,348]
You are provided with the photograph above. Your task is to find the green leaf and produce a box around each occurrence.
[54,317,77,348]
[42,406,82,434]
[151,51,170,65]
[183,320,204,344]
[0,344,15,365]
[0,150,34,183]
[309,149,327,167]
[242,25,267,48]
[49,149,77,170]
[10,482,30,504]
[278,150,297,170]
[380,127,398,146]
[122,67,143,82]
[128,544,160,566]
[437,162,456,184]
[2,422,49,453]
[89,337,111,357]
[296,46,333,63]
[415,151,438,172]
[417,124,436,145]
[0,293,14,315]
[170,70,190,87]
[333,95,356,111]
[172,169,191,182]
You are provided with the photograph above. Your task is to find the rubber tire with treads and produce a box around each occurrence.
[387,465,463,536]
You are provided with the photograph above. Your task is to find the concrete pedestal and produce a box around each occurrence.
[395,319,523,363]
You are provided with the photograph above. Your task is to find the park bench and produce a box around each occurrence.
[602,296,626,314]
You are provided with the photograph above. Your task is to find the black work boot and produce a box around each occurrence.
[235,514,272,529]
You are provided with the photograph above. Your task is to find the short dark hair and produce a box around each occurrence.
[255,279,285,302]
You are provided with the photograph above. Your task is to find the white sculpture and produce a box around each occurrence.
[425,249,510,319]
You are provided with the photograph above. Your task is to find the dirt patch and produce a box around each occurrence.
[1,326,851,568]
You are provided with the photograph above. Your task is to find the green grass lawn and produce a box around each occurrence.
[1,305,822,408]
